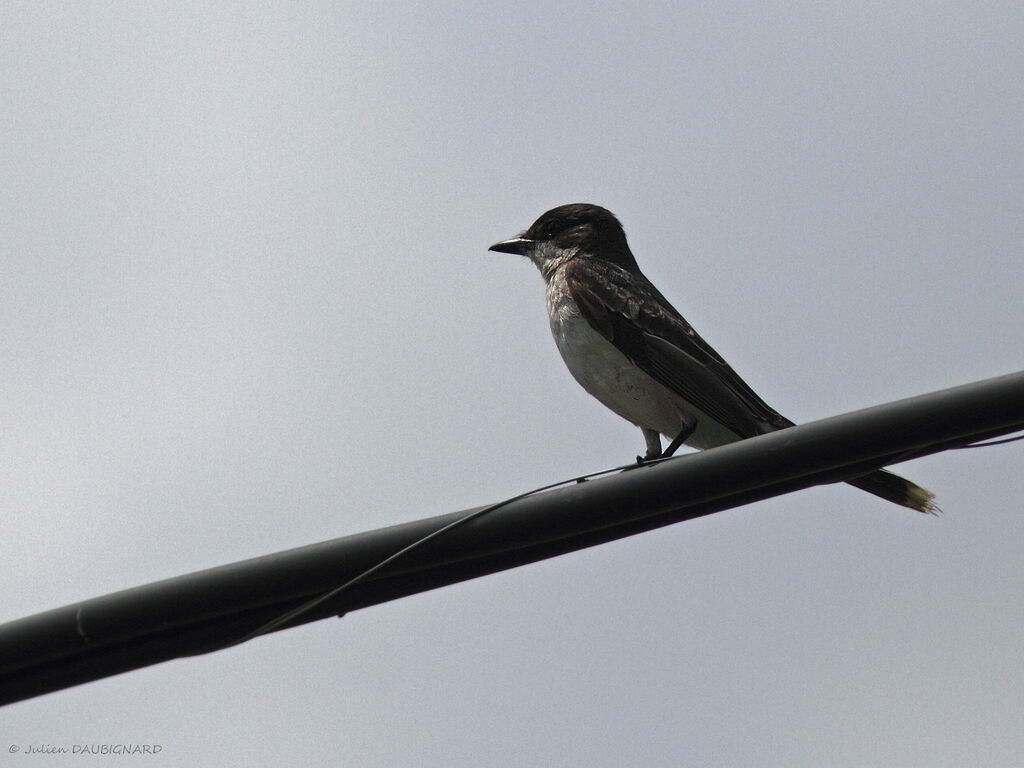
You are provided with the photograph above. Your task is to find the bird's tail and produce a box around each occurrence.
[845,469,937,514]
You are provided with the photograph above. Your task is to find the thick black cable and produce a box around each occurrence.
[224,425,1024,648]
[3,369,1022,707]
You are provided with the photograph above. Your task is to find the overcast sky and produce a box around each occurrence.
[3,2,1023,765]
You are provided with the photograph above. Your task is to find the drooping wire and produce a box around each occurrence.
[952,432,1024,449]
[219,456,673,651]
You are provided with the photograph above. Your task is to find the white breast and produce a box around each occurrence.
[544,275,738,450]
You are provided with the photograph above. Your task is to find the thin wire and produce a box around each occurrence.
[951,432,1024,449]
[220,456,674,650]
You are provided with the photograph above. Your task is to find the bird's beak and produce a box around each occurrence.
[488,236,534,256]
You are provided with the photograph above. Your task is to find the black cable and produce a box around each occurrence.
[225,428,1024,650]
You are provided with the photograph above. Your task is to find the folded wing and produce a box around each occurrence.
[564,259,793,440]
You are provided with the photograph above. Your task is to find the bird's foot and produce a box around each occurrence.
[620,452,659,472]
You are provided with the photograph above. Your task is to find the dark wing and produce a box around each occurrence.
[564,259,793,439]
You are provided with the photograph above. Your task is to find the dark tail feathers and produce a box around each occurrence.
[846,469,937,514]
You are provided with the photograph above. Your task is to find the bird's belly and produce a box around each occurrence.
[546,296,739,450]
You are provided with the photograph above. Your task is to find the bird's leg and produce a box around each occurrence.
[661,417,696,458]
[636,428,664,464]
[632,416,697,468]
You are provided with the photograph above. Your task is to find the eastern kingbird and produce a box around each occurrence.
[489,203,935,513]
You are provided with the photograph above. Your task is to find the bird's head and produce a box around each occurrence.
[489,203,640,278]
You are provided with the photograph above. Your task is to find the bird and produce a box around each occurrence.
[488,203,936,513]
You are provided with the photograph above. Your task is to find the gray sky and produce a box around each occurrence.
[3,2,1023,765]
